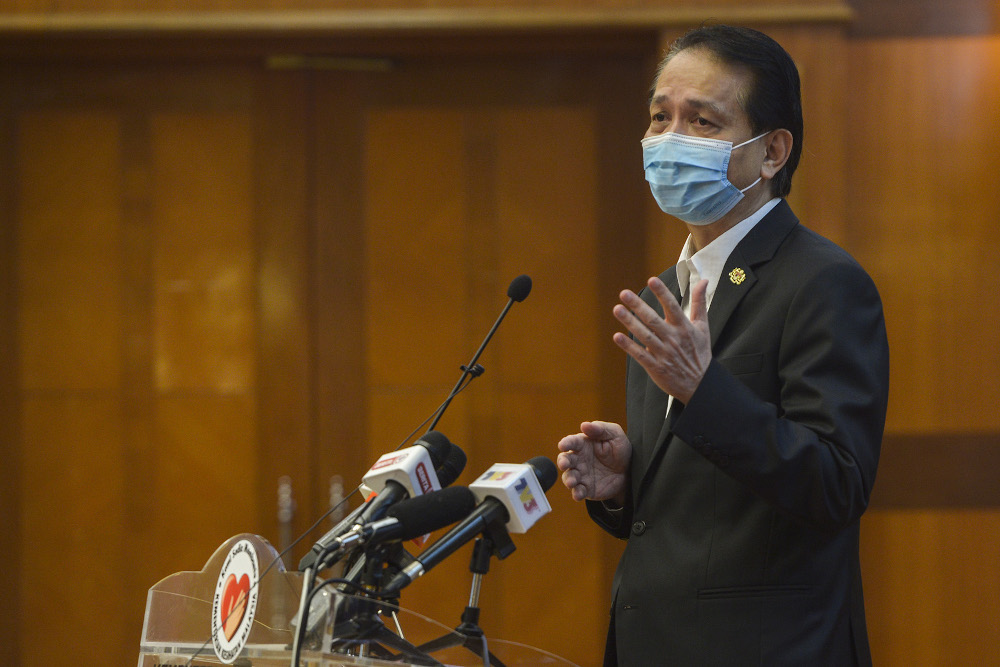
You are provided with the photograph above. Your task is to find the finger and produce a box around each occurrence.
[580,420,615,441]
[647,276,686,325]
[556,450,574,471]
[613,330,656,369]
[689,278,709,324]
[557,433,586,454]
[614,301,664,351]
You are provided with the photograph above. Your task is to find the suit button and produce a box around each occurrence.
[631,520,646,536]
[693,435,706,446]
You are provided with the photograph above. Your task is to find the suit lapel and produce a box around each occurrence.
[707,247,757,348]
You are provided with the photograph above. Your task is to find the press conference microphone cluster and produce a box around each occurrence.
[381,456,557,596]
[299,430,466,571]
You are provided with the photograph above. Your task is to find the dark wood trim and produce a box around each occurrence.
[0,6,854,38]
[0,62,22,666]
[871,432,1000,508]
[309,71,369,556]
[847,0,1000,37]
[254,68,317,558]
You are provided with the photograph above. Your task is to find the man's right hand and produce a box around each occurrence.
[556,421,632,504]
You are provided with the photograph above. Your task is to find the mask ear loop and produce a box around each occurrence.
[733,131,771,193]
[732,131,770,150]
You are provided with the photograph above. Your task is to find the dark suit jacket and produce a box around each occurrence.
[587,201,889,666]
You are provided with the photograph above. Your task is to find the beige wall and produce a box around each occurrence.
[2,1,999,665]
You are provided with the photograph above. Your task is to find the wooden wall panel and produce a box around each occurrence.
[495,108,600,387]
[358,75,619,663]
[151,111,256,393]
[17,111,123,391]
[365,109,468,389]
[254,70,316,551]
[862,510,1000,665]
[848,35,1000,434]
[10,15,998,667]
[15,109,129,663]
[846,33,1000,665]
[8,65,267,663]
[20,397,128,663]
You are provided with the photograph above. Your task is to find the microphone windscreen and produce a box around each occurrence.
[435,443,467,488]
[385,486,477,541]
[527,456,558,492]
[414,430,453,467]
[506,274,532,302]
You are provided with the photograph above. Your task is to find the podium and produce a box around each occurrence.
[139,534,578,667]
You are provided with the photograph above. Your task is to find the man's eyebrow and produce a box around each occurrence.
[649,93,730,119]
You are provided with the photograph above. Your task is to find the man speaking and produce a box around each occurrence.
[556,25,889,666]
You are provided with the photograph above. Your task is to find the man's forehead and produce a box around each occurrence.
[651,49,750,111]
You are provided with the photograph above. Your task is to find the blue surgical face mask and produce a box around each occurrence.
[642,132,767,225]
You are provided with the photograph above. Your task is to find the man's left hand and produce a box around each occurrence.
[612,276,712,404]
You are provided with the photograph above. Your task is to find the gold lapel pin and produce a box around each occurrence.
[729,268,747,285]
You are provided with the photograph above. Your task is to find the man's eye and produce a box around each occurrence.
[652,113,666,122]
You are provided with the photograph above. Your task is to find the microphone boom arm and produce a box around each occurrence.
[427,296,517,433]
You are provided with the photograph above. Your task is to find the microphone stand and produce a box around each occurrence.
[416,522,516,666]
[427,295,518,433]
[328,544,443,666]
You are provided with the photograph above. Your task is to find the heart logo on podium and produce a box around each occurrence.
[219,573,250,641]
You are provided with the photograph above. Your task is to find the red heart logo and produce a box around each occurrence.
[220,573,250,641]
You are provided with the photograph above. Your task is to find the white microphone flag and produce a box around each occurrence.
[470,462,551,534]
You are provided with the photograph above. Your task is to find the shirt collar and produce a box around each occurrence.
[676,198,781,307]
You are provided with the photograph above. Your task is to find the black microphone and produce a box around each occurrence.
[317,486,477,564]
[299,431,463,571]
[507,274,532,302]
[427,275,532,433]
[381,456,556,595]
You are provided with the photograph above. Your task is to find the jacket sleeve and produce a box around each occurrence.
[671,259,889,533]
[586,493,634,539]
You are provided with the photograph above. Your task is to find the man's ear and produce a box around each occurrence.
[761,128,793,180]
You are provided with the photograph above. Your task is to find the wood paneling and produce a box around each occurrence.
[862,509,1000,665]
[847,32,1000,666]
[352,55,647,663]
[151,111,255,392]
[0,3,853,29]
[254,69,316,550]
[20,397,128,663]
[5,14,1000,667]
[848,0,1000,37]
[0,62,21,667]
[17,111,123,391]
[873,433,1000,508]
[848,35,1000,434]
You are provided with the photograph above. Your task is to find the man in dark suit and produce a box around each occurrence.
[556,26,889,666]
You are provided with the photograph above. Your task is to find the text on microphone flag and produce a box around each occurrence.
[514,477,540,514]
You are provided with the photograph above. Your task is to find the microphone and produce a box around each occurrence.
[299,431,463,571]
[356,431,452,521]
[381,456,556,595]
[317,486,477,562]
[427,275,532,433]
[506,274,532,302]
